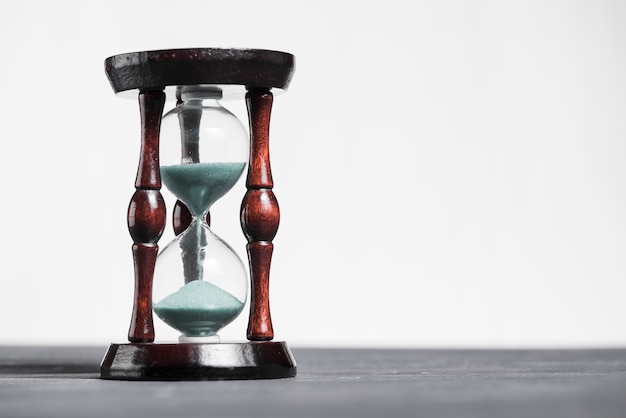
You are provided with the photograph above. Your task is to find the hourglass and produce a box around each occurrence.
[100,48,296,380]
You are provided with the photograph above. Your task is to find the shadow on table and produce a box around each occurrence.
[0,346,103,377]
[0,362,100,375]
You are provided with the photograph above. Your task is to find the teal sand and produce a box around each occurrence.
[153,280,244,337]
[160,162,246,217]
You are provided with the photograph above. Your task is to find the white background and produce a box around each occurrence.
[0,0,625,348]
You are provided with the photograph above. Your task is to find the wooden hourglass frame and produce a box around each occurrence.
[100,48,296,380]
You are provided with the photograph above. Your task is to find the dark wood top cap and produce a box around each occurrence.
[105,48,295,94]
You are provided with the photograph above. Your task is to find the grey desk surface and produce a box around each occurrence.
[0,346,625,418]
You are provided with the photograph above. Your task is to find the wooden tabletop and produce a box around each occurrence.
[0,346,625,417]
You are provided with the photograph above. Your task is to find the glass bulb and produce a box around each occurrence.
[153,86,249,342]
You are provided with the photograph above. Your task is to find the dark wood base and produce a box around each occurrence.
[100,341,296,381]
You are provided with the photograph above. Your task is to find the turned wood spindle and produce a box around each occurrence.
[241,88,279,341]
[126,89,167,343]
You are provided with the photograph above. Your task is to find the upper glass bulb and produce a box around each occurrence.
[160,86,248,168]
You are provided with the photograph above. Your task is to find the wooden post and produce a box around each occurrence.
[126,89,166,343]
[241,88,279,341]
